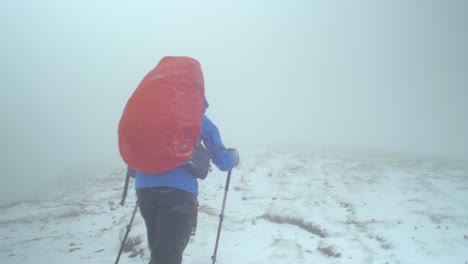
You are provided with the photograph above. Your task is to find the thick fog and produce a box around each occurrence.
[1,0,467,203]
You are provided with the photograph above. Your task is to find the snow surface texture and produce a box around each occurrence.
[1,147,467,264]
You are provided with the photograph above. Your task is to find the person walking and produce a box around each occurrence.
[134,97,239,264]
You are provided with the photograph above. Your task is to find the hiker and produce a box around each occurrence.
[134,102,239,264]
[118,56,239,264]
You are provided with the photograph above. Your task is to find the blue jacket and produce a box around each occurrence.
[134,115,237,194]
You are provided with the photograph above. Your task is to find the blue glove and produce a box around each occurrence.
[227,148,240,167]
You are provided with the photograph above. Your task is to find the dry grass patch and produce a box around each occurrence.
[260,213,328,238]
[317,244,341,258]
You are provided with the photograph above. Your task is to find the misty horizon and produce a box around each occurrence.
[0,0,467,203]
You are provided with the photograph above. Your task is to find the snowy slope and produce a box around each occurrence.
[1,147,467,264]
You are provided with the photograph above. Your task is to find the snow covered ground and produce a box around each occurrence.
[1,147,467,264]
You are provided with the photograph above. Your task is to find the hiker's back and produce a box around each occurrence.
[118,56,205,173]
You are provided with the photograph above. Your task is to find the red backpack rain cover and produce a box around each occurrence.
[118,56,205,173]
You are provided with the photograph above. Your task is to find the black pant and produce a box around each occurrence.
[137,187,198,264]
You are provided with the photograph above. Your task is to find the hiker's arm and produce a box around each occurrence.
[201,115,238,171]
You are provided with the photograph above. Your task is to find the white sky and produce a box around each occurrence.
[0,0,467,201]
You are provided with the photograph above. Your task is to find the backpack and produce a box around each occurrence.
[118,56,205,173]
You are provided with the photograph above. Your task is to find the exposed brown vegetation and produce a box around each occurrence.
[260,213,328,238]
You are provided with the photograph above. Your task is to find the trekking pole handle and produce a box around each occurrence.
[120,167,134,206]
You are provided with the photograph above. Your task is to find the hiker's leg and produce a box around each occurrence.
[137,188,160,252]
[150,188,197,264]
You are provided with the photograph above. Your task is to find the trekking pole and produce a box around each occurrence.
[115,200,139,264]
[211,169,233,264]
[120,167,135,206]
